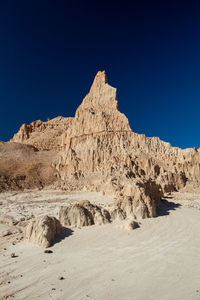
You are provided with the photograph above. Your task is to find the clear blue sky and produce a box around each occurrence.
[0,0,200,148]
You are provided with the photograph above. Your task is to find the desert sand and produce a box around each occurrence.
[0,190,200,300]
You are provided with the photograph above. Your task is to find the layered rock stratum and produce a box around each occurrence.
[2,70,200,219]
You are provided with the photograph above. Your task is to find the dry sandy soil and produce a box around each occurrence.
[0,190,200,300]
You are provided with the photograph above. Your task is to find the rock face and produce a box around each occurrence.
[115,180,163,219]
[53,71,200,218]
[59,200,111,227]
[8,70,200,219]
[25,215,62,248]
[11,117,73,151]
[55,71,200,195]
[56,71,132,181]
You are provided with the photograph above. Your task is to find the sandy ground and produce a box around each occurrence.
[0,190,200,300]
[0,189,114,220]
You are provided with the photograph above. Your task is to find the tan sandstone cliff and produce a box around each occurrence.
[54,71,200,193]
[11,117,73,151]
[7,70,200,219]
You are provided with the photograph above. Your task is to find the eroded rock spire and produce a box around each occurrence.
[75,70,119,117]
[70,70,131,136]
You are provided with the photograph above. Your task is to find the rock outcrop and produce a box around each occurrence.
[59,200,111,227]
[53,72,197,193]
[115,180,163,219]
[25,215,62,248]
[56,71,132,181]
[7,70,200,219]
[11,117,73,151]
[59,200,143,229]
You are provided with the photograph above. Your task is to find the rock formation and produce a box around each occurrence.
[59,200,142,229]
[25,215,62,248]
[5,70,200,219]
[115,180,163,219]
[59,200,111,227]
[54,71,200,196]
[11,117,73,151]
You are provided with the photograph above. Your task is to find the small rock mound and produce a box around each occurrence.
[25,215,62,248]
[116,220,139,231]
[59,200,111,228]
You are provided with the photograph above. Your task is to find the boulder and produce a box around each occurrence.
[59,200,111,228]
[25,215,62,248]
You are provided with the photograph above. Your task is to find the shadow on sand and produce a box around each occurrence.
[52,227,74,246]
[157,199,181,216]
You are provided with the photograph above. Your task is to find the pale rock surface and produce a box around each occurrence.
[116,180,163,219]
[54,73,197,192]
[109,207,126,221]
[54,71,200,198]
[59,200,111,227]
[8,70,200,220]
[25,215,62,248]
[11,117,73,151]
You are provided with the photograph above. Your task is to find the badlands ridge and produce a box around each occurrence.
[0,71,200,299]
[3,70,200,218]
